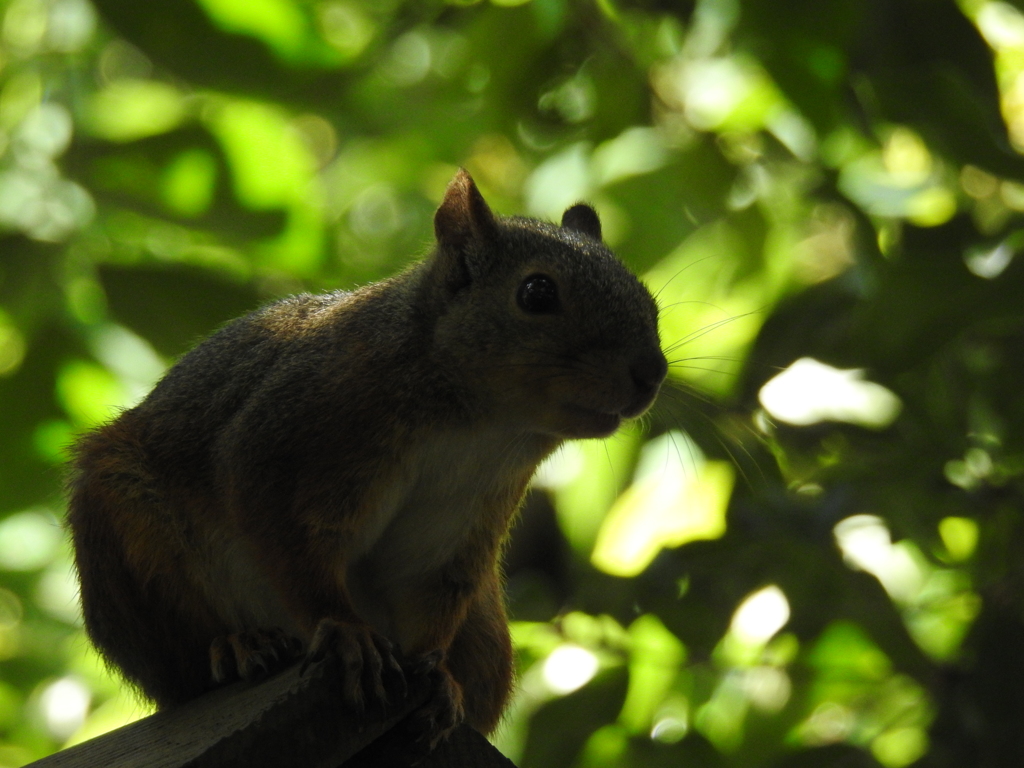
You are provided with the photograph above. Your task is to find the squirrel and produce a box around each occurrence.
[67,169,667,743]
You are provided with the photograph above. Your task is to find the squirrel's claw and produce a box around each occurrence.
[376,634,407,701]
[410,648,443,676]
[209,627,303,684]
[407,654,464,751]
[304,618,405,712]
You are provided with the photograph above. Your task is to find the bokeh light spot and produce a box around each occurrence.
[542,644,599,695]
[759,357,901,429]
[38,677,91,741]
[0,511,61,571]
[938,517,979,562]
[872,726,929,768]
[731,586,790,646]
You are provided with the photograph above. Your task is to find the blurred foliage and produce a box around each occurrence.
[1,0,1023,765]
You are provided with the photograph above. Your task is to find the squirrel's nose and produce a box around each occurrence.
[630,350,668,400]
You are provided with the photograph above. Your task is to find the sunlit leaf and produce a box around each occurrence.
[618,615,686,733]
[195,0,308,59]
[84,80,187,142]
[161,149,218,217]
[807,621,891,682]
[550,428,641,555]
[55,360,131,428]
[592,432,732,577]
[938,516,979,562]
[204,98,323,274]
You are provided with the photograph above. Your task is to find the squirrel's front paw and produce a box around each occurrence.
[408,651,465,750]
[303,618,405,712]
[209,627,303,684]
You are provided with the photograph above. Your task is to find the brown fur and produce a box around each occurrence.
[67,170,666,737]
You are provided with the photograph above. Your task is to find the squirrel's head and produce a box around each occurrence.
[423,169,667,440]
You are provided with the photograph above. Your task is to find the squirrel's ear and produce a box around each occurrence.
[434,169,497,248]
[561,203,602,241]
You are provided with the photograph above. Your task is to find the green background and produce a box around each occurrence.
[1,0,1023,765]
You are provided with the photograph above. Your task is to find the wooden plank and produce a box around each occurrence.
[28,660,430,768]
[344,724,519,768]
[26,659,519,768]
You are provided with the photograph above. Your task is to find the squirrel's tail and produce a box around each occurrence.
[67,418,219,708]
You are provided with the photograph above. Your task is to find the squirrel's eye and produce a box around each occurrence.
[517,274,560,314]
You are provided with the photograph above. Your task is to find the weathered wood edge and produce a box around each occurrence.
[26,661,431,768]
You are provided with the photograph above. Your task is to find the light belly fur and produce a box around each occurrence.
[197,428,538,641]
[346,428,535,638]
